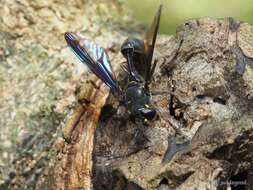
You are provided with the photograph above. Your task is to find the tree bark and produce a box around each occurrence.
[52,18,253,190]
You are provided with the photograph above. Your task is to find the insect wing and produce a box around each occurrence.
[65,32,120,94]
[143,5,162,83]
[82,38,116,79]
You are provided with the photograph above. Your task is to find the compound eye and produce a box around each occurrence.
[121,38,144,57]
[140,108,156,120]
[121,39,133,57]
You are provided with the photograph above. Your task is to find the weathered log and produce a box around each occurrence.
[1,1,253,189]
[0,1,132,189]
[52,77,109,190]
[51,17,253,190]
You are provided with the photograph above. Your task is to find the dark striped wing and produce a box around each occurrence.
[65,32,121,94]
[143,5,162,84]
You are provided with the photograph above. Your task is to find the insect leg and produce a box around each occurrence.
[120,63,129,74]
[162,135,190,163]
[130,125,150,149]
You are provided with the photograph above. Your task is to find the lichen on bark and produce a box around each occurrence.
[0,0,139,189]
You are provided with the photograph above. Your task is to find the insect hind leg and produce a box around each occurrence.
[130,125,150,149]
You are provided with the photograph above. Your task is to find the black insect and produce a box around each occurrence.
[65,5,162,126]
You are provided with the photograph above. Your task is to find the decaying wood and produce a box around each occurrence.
[51,76,110,190]
[75,18,253,190]
[4,15,250,190]
[0,1,253,190]
[0,1,141,190]
[49,17,253,190]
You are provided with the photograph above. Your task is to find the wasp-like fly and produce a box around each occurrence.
[65,5,162,126]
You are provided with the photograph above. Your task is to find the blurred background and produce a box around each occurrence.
[126,0,253,34]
